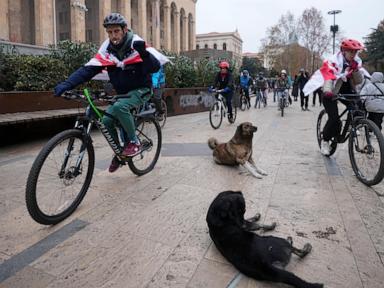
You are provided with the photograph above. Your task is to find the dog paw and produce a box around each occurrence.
[263,222,277,231]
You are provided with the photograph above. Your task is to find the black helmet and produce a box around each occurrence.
[103,13,127,28]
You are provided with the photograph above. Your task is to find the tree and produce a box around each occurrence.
[298,7,331,73]
[240,57,264,78]
[364,20,384,71]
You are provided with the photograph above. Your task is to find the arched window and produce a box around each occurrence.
[213,43,217,49]
[223,43,227,50]
[196,44,200,49]
[204,44,208,49]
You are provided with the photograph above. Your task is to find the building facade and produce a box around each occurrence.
[0,0,197,53]
[195,30,243,67]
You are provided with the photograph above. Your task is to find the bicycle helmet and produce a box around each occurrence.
[103,13,128,28]
[340,39,364,50]
[242,69,249,75]
[281,69,287,75]
[219,61,230,69]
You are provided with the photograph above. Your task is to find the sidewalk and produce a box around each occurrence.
[1,97,384,288]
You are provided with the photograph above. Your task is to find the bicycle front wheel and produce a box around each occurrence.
[349,119,384,186]
[239,95,247,111]
[26,129,95,225]
[209,101,223,129]
[280,98,284,117]
[128,117,162,176]
[316,109,337,156]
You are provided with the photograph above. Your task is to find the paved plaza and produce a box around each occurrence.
[1,97,384,288]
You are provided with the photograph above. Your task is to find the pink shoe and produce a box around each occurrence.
[108,156,120,173]
[123,142,141,157]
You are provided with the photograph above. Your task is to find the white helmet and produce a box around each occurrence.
[281,69,287,75]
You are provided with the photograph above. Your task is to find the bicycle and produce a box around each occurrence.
[317,94,384,186]
[209,89,237,129]
[153,97,167,128]
[277,89,289,117]
[254,88,267,109]
[26,89,162,225]
[239,87,251,111]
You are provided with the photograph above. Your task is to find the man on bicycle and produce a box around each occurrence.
[213,61,235,123]
[254,72,268,107]
[275,70,290,110]
[54,13,168,172]
[239,70,252,107]
[303,38,367,155]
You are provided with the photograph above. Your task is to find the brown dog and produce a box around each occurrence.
[208,122,268,178]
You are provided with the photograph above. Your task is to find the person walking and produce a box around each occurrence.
[295,68,310,111]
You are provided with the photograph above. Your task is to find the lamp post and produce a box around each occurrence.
[328,10,342,54]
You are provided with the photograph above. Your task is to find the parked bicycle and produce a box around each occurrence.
[26,89,162,225]
[277,89,289,117]
[254,88,267,109]
[239,87,251,111]
[209,88,237,129]
[317,94,384,186]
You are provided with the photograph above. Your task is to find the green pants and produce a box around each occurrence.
[102,87,151,144]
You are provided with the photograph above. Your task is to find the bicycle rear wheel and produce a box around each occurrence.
[157,99,167,128]
[280,98,284,117]
[316,109,337,156]
[128,117,162,176]
[349,119,384,186]
[209,101,223,129]
[26,129,94,225]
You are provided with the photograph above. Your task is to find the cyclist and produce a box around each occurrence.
[275,70,290,110]
[254,72,268,107]
[303,38,367,155]
[213,61,235,123]
[239,70,252,106]
[152,65,166,121]
[54,12,168,172]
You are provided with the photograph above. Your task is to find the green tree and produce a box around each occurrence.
[240,57,264,78]
[364,20,384,71]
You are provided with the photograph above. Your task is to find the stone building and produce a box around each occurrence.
[0,0,197,53]
[195,30,243,67]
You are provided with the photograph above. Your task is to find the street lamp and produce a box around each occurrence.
[328,10,342,54]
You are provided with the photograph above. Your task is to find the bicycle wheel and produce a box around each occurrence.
[280,98,284,117]
[26,129,95,225]
[316,109,337,156]
[157,99,167,128]
[239,95,247,111]
[209,101,223,129]
[128,117,162,176]
[349,119,384,186]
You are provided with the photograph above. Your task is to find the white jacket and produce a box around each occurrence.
[361,72,384,113]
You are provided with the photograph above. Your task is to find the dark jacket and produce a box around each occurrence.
[295,72,309,90]
[56,32,160,95]
[214,72,234,95]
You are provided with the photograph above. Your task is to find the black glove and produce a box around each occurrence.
[133,40,149,58]
[54,82,72,97]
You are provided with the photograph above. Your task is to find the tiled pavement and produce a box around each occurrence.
[1,97,384,288]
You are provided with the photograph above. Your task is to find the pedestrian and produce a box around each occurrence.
[312,87,322,107]
[152,65,166,121]
[360,72,384,130]
[295,68,310,111]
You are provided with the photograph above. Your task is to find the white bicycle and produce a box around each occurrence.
[209,89,237,129]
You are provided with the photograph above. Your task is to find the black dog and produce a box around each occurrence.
[206,191,323,288]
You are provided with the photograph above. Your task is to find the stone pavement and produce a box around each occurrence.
[1,97,384,288]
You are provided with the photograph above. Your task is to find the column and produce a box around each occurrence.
[119,0,131,28]
[35,0,55,45]
[137,0,147,40]
[182,15,188,51]
[152,0,160,48]
[0,1,9,41]
[163,5,171,51]
[190,20,196,50]
[69,0,86,43]
[8,0,22,42]
[98,0,111,43]
[174,11,180,53]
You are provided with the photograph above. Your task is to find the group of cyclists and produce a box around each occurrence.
[54,11,384,169]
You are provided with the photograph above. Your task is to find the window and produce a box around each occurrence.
[204,44,208,49]
[223,43,227,50]
[213,43,217,49]
[196,44,200,49]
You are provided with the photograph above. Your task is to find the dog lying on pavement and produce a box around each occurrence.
[206,191,324,288]
[208,122,268,178]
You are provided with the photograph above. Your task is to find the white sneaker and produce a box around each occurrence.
[321,141,331,156]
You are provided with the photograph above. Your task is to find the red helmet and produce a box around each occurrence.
[219,61,230,69]
[340,39,364,50]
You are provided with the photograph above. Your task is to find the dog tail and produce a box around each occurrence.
[208,137,218,150]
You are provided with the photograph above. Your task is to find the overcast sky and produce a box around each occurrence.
[196,0,383,53]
